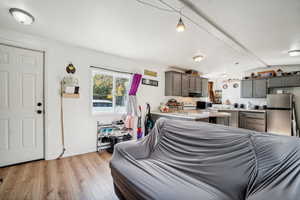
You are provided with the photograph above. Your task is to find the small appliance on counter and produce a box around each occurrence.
[196,101,212,110]
[253,105,260,110]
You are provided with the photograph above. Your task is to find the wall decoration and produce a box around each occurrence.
[222,78,240,84]
[144,69,157,77]
[222,84,228,89]
[233,83,239,88]
[62,62,80,97]
[142,78,158,87]
[66,63,76,74]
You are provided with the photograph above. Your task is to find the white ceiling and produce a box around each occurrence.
[0,0,299,76]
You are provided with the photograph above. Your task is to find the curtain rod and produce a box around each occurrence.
[90,65,134,75]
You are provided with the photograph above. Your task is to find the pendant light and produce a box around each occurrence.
[176,8,185,32]
[176,17,185,32]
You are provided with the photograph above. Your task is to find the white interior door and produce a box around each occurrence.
[0,44,44,167]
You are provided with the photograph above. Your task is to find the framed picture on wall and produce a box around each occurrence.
[142,78,158,87]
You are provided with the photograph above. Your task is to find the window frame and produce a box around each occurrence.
[91,68,131,115]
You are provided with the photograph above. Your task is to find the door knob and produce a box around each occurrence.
[37,102,42,106]
[37,110,43,114]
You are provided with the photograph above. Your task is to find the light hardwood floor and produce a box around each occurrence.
[0,152,118,200]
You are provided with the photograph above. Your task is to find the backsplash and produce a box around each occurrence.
[162,96,208,106]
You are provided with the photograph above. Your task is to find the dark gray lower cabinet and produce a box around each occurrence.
[218,110,239,127]
[239,112,266,132]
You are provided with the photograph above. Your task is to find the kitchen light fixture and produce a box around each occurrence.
[193,55,204,62]
[9,8,35,25]
[288,50,300,57]
[176,17,185,32]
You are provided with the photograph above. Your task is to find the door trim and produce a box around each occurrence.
[0,42,46,162]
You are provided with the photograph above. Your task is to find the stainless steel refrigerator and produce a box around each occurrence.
[266,94,294,136]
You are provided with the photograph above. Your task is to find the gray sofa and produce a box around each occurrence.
[110,118,300,200]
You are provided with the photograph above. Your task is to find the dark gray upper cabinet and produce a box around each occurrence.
[189,76,196,92]
[241,80,253,98]
[268,77,285,88]
[241,79,267,98]
[165,71,207,97]
[195,77,202,93]
[253,79,267,98]
[268,75,300,88]
[201,78,208,97]
[181,74,190,97]
[285,76,300,87]
[165,71,182,96]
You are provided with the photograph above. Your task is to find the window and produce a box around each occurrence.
[92,70,131,114]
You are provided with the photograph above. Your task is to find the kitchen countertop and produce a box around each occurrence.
[151,110,231,120]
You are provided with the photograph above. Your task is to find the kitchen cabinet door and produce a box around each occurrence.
[181,74,190,97]
[241,80,253,98]
[201,78,208,97]
[173,72,182,96]
[239,112,266,132]
[189,76,196,91]
[284,75,300,87]
[253,79,267,98]
[195,77,202,93]
[219,110,239,127]
[165,71,182,96]
[268,77,285,88]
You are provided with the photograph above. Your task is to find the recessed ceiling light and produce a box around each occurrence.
[193,55,204,62]
[288,50,300,57]
[9,8,35,25]
[176,17,185,32]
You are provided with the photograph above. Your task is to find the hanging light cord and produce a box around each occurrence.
[135,0,268,67]
[135,0,175,12]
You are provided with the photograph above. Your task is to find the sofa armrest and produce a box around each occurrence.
[110,118,166,168]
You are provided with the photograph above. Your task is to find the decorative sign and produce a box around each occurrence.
[142,78,158,87]
[144,69,157,77]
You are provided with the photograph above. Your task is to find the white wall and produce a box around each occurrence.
[0,29,166,160]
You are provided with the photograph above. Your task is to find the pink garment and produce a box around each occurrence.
[129,74,142,95]
[125,115,134,129]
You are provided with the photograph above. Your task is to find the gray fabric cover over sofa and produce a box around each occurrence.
[110,118,300,200]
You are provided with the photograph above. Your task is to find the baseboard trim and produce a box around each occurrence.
[46,146,96,160]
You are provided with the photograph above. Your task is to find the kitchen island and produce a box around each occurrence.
[151,110,231,126]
